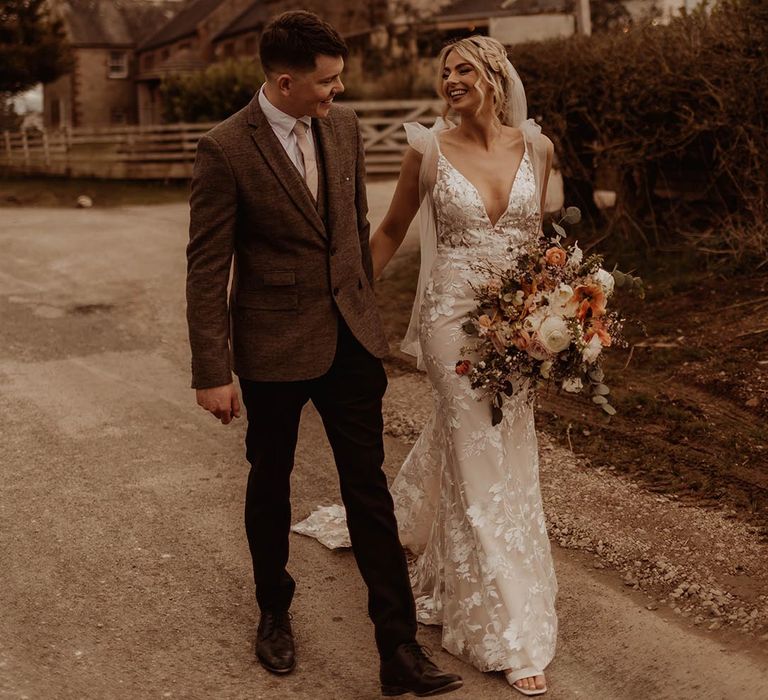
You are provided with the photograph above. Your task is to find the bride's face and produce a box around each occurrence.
[441,50,486,116]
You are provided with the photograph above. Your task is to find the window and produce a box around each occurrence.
[143,53,155,71]
[108,51,129,78]
[161,48,170,61]
[223,41,235,58]
[110,108,128,125]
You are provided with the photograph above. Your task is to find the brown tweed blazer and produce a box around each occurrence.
[186,96,389,388]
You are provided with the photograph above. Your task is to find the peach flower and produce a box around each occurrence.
[545,247,567,267]
[585,318,612,347]
[570,283,607,320]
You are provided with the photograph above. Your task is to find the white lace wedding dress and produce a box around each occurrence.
[295,121,557,680]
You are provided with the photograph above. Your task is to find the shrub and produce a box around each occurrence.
[511,0,768,266]
[159,59,264,124]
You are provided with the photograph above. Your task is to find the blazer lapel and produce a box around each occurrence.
[314,115,342,236]
[247,96,326,237]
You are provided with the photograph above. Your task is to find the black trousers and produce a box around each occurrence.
[238,320,417,659]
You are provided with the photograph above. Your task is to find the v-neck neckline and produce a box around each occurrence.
[436,136,527,228]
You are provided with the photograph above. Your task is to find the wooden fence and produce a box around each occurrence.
[0,100,443,179]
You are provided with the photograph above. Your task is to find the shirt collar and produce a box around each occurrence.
[259,84,312,140]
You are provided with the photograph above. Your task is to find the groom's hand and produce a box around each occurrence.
[196,383,241,425]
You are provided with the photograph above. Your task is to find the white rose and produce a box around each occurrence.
[548,284,575,315]
[536,316,572,354]
[523,309,546,333]
[594,268,615,296]
[582,334,603,363]
[555,284,574,304]
[568,243,583,269]
[562,377,583,393]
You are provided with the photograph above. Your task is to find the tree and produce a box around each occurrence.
[0,0,71,95]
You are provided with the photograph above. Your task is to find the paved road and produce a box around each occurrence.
[1,195,767,699]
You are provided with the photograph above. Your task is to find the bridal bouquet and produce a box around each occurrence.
[456,208,643,425]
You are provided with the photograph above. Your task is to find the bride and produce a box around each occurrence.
[371,36,557,696]
[298,36,558,696]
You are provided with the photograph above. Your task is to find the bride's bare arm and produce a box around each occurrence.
[540,134,555,218]
[370,147,422,279]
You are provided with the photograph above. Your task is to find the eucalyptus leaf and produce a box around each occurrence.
[589,367,605,382]
[601,403,617,415]
[562,206,582,224]
[462,320,478,335]
[552,222,566,238]
[592,395,608,405]
[594,383,611,395]
[491,405,503,426]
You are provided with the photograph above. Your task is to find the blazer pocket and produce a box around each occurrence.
[263,271,295,286]
[236,289,298,310]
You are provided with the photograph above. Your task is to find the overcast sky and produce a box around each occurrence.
[11,85,43,114]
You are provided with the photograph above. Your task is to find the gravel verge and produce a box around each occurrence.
[383,368,768,641]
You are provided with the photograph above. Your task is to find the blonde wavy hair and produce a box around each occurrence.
[437,35,513,125]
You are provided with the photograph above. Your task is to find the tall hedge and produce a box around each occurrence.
[160,59,264,124]
[510,0,767,264]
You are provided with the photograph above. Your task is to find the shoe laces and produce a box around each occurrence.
[401,642,437,669]
[261,610,292,638]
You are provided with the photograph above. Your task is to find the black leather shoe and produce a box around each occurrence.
[256,610,295,674]
[380,643,463,697]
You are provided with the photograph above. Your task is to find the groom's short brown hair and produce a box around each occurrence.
[259,11,348,74]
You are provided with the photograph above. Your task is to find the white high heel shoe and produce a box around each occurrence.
[504,668,547,696]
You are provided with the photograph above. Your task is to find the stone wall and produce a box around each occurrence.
[72,48,138,127]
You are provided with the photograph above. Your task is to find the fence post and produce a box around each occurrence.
[3,130,11,165]
[21,129,30,170]
[42,129,50,167]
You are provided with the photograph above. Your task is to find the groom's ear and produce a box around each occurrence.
[276,73,293,95]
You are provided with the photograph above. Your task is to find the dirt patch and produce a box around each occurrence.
[0,176,189,208]
[377,251,768,539]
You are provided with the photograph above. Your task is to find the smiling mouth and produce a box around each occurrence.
[449,88,468,101]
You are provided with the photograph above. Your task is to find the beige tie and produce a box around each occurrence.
[293,120,318,200]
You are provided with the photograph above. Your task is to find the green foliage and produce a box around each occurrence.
[511,0,768,266]
[0,0,72,94]
[159,59,265,124]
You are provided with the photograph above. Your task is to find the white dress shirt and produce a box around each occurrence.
[258,85,316,179]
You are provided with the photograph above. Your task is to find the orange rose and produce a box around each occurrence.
[455,360,472,376]
[477,314,494,336]
[545,247,567,267]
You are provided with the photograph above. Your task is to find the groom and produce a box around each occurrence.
[186,10,461,696]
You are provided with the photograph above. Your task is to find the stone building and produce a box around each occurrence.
[416,0,577,47]
[43,0,182,128]
[135,0,257,123]
[134,0,387,124]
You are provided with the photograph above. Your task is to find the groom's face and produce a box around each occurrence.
[286,54,345,119]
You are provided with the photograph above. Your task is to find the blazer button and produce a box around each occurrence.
[333,287,340,296]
